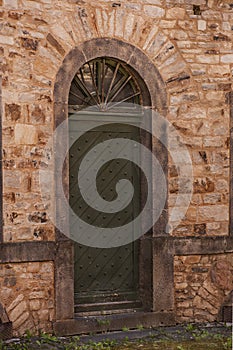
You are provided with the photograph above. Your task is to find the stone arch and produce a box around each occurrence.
[42,8,192,95]
[53,37,167,116]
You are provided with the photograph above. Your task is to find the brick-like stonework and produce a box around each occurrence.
[174,253,233,322]
[0,262,54,336]
[0,0,232,336]
[0,0,232,241]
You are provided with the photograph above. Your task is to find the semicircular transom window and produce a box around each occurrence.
[68,57,142,112]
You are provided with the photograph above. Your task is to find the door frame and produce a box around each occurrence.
[53,38,172,332]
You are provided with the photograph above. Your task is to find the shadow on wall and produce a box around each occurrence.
[0,303,12,340]
[219,290,233,323]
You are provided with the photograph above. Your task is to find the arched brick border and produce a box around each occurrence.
[53,38,167,116]
[44,7,192,95]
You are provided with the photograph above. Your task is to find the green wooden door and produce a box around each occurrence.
[69,120,142,314]
[68,57,144,314]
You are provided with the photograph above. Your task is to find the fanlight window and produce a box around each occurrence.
[68,57,142,112]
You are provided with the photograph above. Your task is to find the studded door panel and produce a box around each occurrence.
[69,123,141,306]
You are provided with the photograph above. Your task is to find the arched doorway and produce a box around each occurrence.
[68,57,151,314]
[53,39,169,332]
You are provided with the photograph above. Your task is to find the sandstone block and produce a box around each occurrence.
[144,5,165,18]
[222,22,231,31]
[169,29,188,40]
[125,3,141,10]
[142,25,159,50]
[176,282,188,290]
[10,301,27,322]
[191,65,206,76]
[193,295,203,309]
[41,262,53,273]
[4,170,21,189]
[215,179,228,192]
[202,9,222,20]
[50,23,73,46]
[115,10,125,37]
[13,311,30,330]
[27,263,41,273]
[7,294,24,313]
[29,291,45,299]
[203,136,224,147]
[175,275,185,283]
[29,300,40,311]
[0,34,14,45]
[21,0,42,10]
[170,92,199,105]
[198,20,206,31]
[172,224,193,235]
[180,106,207,120]
[191,194,202,205]
[203,193,221,204]
[183,309,194,317]
[192,150,209,165]
[206,91,224,101]
[142,0,162,4]
[146,31,167,56]
[3,0,18,8]
[159,20,176,28]
[15,124,38,145]
[220,54,233,64]
[40,0,52,4]
[196,55,219,64]
[202,280,218,296]
[15,227,32,241]
[161,59,186,81]
[177,301,191,308]
[198,205,228,222]
[184,255,201,264]
[166,7,186,19]
[208,65,230,76]
[124,13,135,40]
[38,309,49,321]
[107,10,115,37]
[18,93,36,103]
[193,297,218,315]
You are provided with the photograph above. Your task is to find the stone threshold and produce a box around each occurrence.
[53,311,175,336]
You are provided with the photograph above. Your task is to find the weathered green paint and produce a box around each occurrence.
[68,57,144,313]
[69,120,142,311]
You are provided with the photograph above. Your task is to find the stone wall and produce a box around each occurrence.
[0,261,54,336]
[0,0,232,335]
[174,253,233,322]
[0,0,232,242]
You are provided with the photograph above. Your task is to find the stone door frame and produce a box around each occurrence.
[53,38,174,331]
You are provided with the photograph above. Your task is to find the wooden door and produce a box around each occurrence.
[68,58,143,314]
